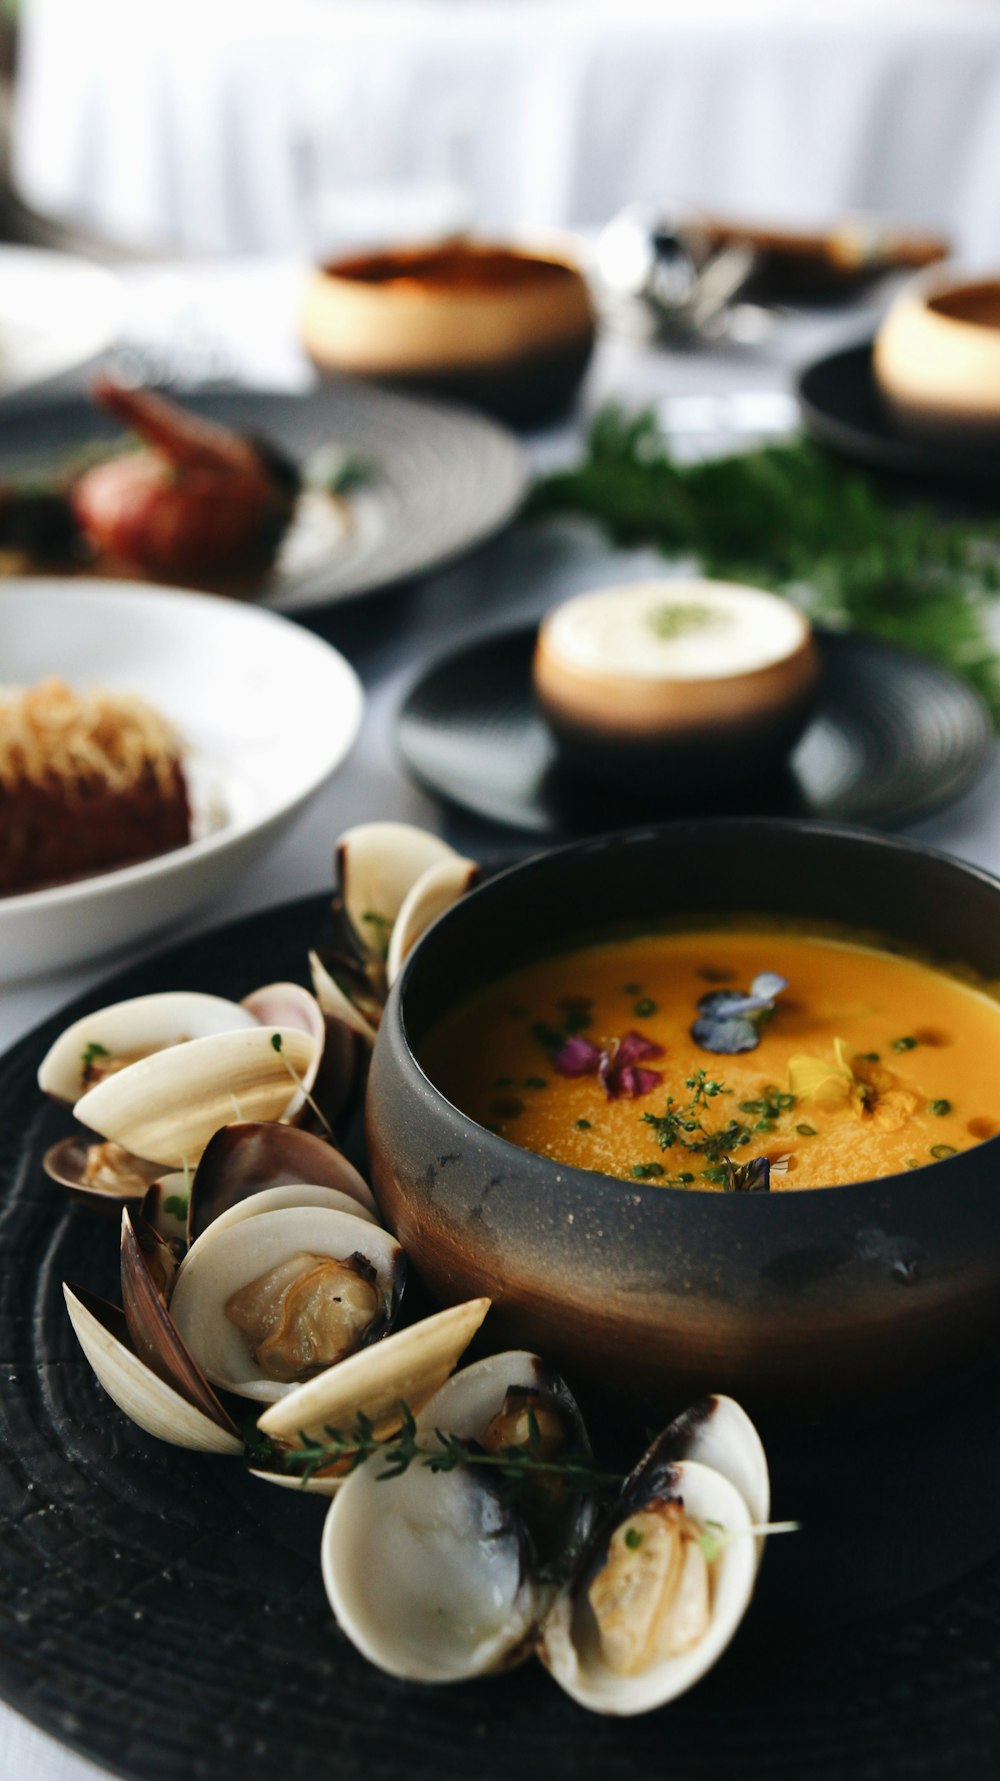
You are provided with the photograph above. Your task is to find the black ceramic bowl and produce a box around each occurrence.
[366,820,1000,1419]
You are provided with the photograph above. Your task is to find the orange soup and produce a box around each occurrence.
[420,930,1000,1190]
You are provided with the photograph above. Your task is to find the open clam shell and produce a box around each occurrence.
[63,1284,242,1455]
[253,1296,491,1494]
[320,1348,593,1682]
[119,1209,241,1433]
[308,950,380,1044]
[188,1121,377,1240]
[44,1135,162,1203]
[141,1173,191,1246]
[336,822,461,969]
[38,991,257,1103]
[651,1393,770,1537]
[240,982,325,1118]
[169,1205,404,1402]
[73,1025,317,1168]
[540,1457,756,1716]
[385,855,479,987]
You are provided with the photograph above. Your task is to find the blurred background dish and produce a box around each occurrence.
[397,622,992,839]
[874,268,1000,444]
[0,244,123,398]
[0,581,362,978]
[797,342,1000,487]
[0,381,527,609]
[301,239,595,427]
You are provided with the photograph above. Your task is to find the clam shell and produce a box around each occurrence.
[73,1026,317,1168]
[189,1121,377,1239]
[38,991,255,1103]
[240,982,325,1117]
[653,1393,770,1535]
[320,1347,590,1682]
[253,1296,490,1494]
[120,1209,241,1437]
[257,1296,491,1448]
[193,1181,379,1242]
[43,1135,161,1202]
[385,856,479,986]
[308,950,379,1044]
[63,1284,242,1455]
[169,1205,404,1402]
[336,823,460,965]
[540,1458,756,1716]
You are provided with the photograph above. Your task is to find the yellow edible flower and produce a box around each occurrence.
[787,1037,857,1104]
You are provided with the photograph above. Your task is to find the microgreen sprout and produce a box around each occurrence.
[696,1518,800,1564]
[270,1032,334,1139]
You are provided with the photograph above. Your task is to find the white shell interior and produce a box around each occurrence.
[196,1181,379,1244]
[257,1296,491,1447]
[385,855,477,986]
[169,1204,402,1401]
[38,990,255,1102]
[541,1459,756,1716]
[338,822,460,960]
[73,1024,318,1166]
[63,1284,242,1455]
[308,949,378,1043]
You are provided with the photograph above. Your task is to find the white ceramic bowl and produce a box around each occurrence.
[0,581,363,978]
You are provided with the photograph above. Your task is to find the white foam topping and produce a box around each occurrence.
[542,581,809,681]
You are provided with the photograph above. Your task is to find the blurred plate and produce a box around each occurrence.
[0,246,124,398]
[797,342,1000,488]
[0,581,363,978]
[0,381,527,610]
[397,623,992,837]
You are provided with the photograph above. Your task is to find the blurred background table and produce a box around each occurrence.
[13,0,1000,259]
[3,251,1000,1780]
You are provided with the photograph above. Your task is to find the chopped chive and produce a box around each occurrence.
[676,1172,695,1184]
[754,1119,774,1133]
[575,1118,592,1131]
[930,1143,957,1159]
[795,1123,817,1137]
[624,1526,644,1550]
[623,982,642,996]
[631,1162,665,1180]
[634,997,657,1018]
[524,1076,548,1091]
[893,1036,918,1052]
[904,1157,920,1170]
[930,1099,952,1116]
[493,1076,514,1088]
[856,1051,880,1063]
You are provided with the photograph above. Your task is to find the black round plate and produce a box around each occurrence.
[4,896,1000,1779]
[396,624,992,838]
[4,897,1000,1778]
[797,342,1000,488]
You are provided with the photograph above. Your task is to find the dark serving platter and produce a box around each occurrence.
[3,894,1000,1780]
[396,623,992,838]
[796,342,1000,489]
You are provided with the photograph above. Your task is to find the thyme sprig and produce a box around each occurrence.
[528,406,1000,723]
[281,1402,622,1496]
[643,1069,754,1167]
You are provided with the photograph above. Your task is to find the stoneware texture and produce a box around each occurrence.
[367,819,1000,1418]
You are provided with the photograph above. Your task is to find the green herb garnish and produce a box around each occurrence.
[575,1118,592,1131]
[282,1402,621,1495]
[269,1032,333,1138]
[892,1037,918,1052]
[624,1526,644,1550]
[80,1040,110,1070]
[631,1162,665,1180]
[930,1099,952,1116]
[648,601,727,641]
[930,1143,958,1159]
[162,1195,187,1219]
[795,1123,818,1137]
[634,997,658,1018]
[524,1076,548,1091]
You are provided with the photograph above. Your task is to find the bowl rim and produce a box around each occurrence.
[388,815,1000,1209]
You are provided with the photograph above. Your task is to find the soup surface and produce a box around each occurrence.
[420,930,1000,1190]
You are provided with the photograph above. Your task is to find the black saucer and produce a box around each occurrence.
[797,342,1000,489]
[396,623,992,837]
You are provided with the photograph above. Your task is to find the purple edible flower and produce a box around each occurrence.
[552,1035,603,1077]
[691,971,788,1055]
[553,1029,664,1101]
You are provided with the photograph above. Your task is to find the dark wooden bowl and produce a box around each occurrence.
[366,820,1000,1420]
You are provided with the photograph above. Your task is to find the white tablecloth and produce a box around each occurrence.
[3,256,1000,1780]
[13,0,1000,260]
